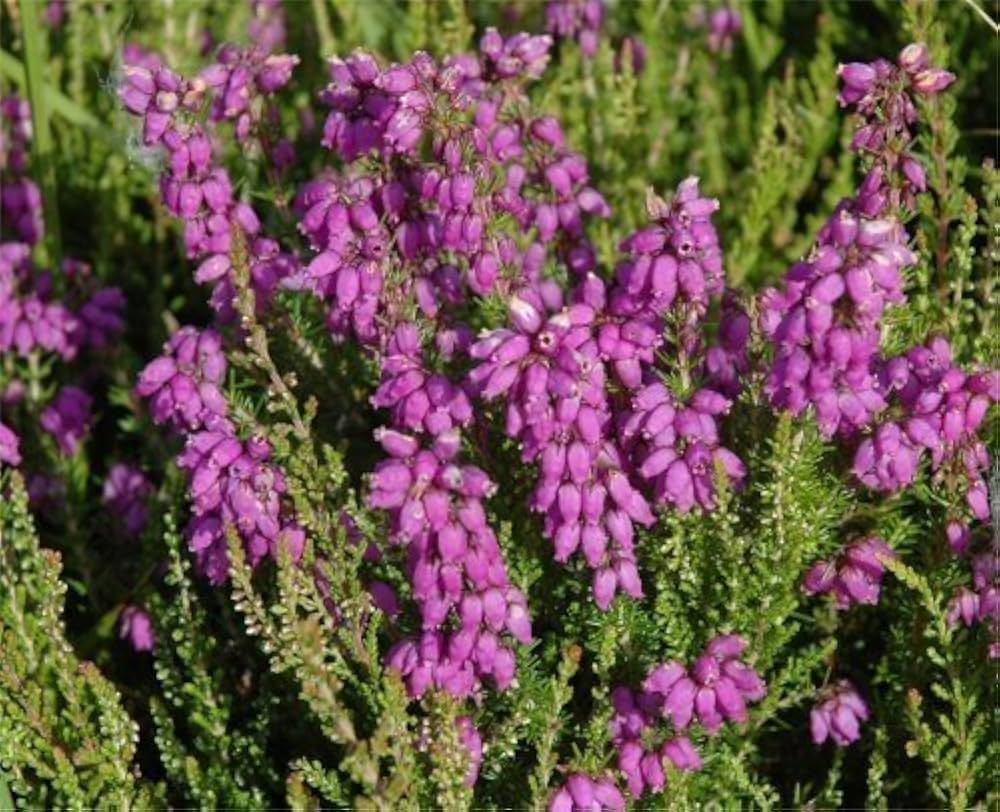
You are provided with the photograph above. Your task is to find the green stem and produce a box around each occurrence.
[311,0,336,58]
[0,770,13,812]
[19,0,62,264]
[0,48,109,140]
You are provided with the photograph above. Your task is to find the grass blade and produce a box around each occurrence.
[19,0,62,263]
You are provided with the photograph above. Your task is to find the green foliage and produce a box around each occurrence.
[0,471,156,809]
[0,0,996,808]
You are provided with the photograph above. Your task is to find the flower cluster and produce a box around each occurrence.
[762,43,959,442]
[839,43,955,215]
[201,44,300,143]
[548,773,624,812]
[40,386,92,456]
[760,205,913,439]
[102,463,154,540]
[136,327,302,582]
[469,280,652,609]
[293,32,609,349]
[177,422,304,583]
[948,550,999,658]
[853,338,997,511]
[803,536,895,609]
[1,95,127,367]
[471,178,740,607]
[0,243,80,361]
[608,179,725,355]
[810,680,869,747]
[118,49,299,320]
[618,381,745,513]
[609,635,765,798]
[373,326,531,698]
[545,0,606,58]
[135,326,228,432]
[248,0,287,55]
[0,95,43,245]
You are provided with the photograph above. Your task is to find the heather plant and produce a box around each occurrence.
[0,0,997,809]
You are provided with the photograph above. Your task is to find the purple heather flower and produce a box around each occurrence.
[119,605,156,652]
[611,177,724,329]
[950,553,1000,656]
[76,287,126,349]
[136,326,228,432]
[1,97,44,245]
[618,380,746,513]
[0,419,21,466]
[102,463,153,539]
[470,282,652,609]
[706,8,742,52]
[548,773,624,812]
[0,243,81,361]
[372,325,531,698]
[947,587,981,628]
[248,0,288,54]
[368,580,401,618]
[118,59,298,321]
[810,681,869,747]
[945,520,972,556]
[177,423,303,583]
[44,0,67,27]
[803,536,896,609]
[40,386,92,455]
[609,635,762,798]
[201,44,300,143]
[852,339,998,509]
[456,716,483,786]
[761,203,913,439]
[839,45,954,215]
[545,0,606,58]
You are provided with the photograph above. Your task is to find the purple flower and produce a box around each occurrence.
[119,605,156,652]
[470,283,652,609]
[947,587,980,628]
[248,0,287,54]
[136,326,228,432]
[545,0,606,58]
[201,45,300,143]
[178,423,303,583]
[851,339,998,510]
[102,463,153,539]
[456,716,483,786]
[803,537,896,609]
[618,381,746,513]
[548,773,624,812]
[706,8,742,52]
[0,243,81,361]
[1,97,44,245]
[40,386,92,455]
[839,45,954,214]
[372,326,531,698]
[0,419,21,466]
[761,204,913,438]
[118,61,298,321]
[810,681,869,747]
[76,287,126,350]
[609,635,763,797]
